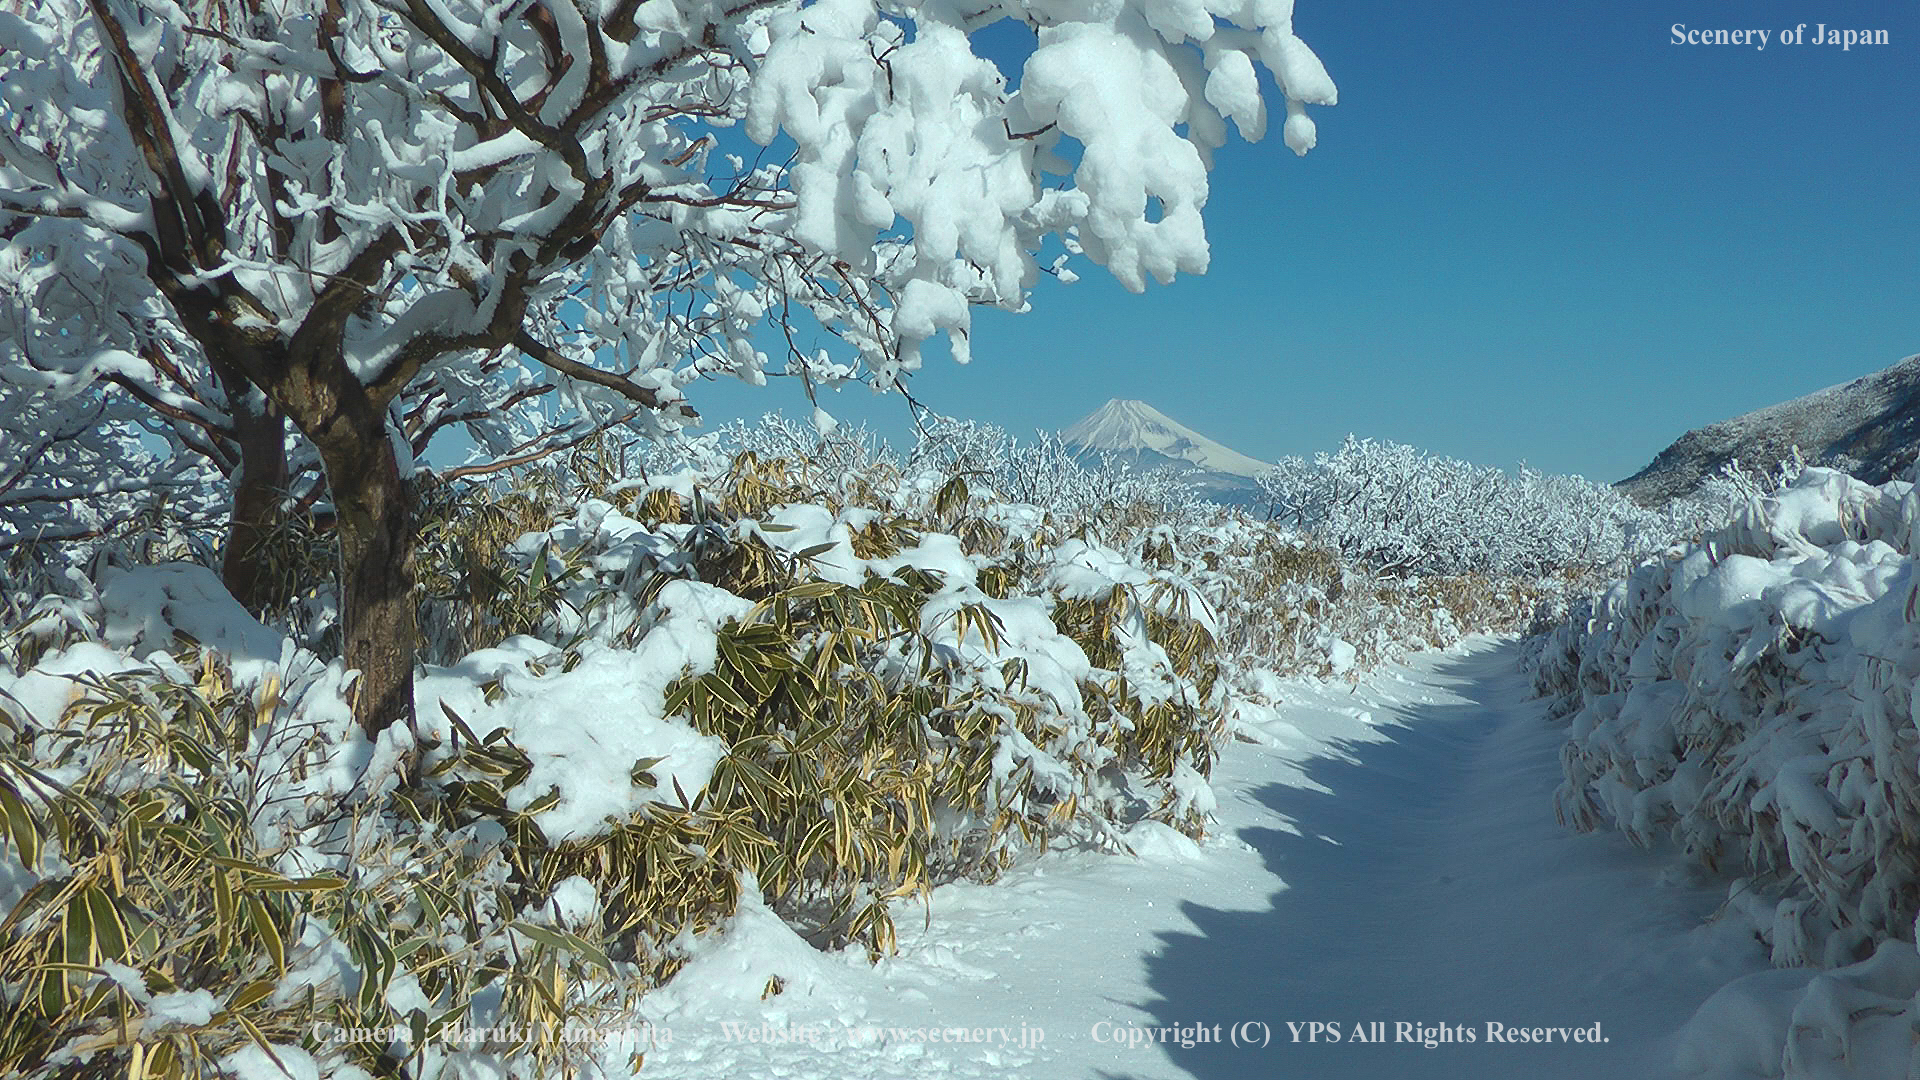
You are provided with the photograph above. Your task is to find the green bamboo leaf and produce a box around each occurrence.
[508,920,614,973]
[246,875,349,894]
[235,1015,293,1076]
[662,678,699,718]
[715,633,748,681]
[414,884,446,936]
[204,855,285,879]
[520,955,568,1016]
[224,979,277,1015]
[935,475,969,518]
[629,756,667,788]
[441,701,484,748]
[793,722,840,756]
[36,967,67,1017]
[352,926,396,1012]
[795,818,834,869]
[0,784,39,869]
[425,1000,472,1040]
[727,643,777,698]
[62,893,93,967]
[701,672,753,716]
[83,887,127,963]
[168,731,215,773]
[519,788,563,817]
[529,540,552,590]
[245,895,285,974]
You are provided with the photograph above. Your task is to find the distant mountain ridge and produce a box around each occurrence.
[1618,354,1920,505]
[1059,399,1271,501]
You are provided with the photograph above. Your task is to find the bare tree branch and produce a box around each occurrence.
[514,328,698,419]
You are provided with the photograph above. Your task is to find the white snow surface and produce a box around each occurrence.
[415,637,730,843]
[98,562,289,665]
[1060,399,1275,479]
[637,640,1775,1079]
[143,989,222,1031]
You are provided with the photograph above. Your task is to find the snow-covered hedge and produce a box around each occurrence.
[1527,467,1920,1076]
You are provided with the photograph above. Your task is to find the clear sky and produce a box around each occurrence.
[687,0,1920,483]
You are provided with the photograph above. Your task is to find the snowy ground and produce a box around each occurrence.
[635,638,1771,1079]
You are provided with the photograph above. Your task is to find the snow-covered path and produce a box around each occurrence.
[637,639,1768,1079]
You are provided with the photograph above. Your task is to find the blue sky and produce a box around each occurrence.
[688,0,1919,483]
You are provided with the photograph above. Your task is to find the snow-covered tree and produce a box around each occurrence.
[0,0,1334,735]
[1258,436,1676,578]
[0,380,212,550]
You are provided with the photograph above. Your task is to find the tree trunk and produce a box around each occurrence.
[220,385,292,613]
[324,428,419,739]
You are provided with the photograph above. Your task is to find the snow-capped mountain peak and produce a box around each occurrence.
[1060,399,1273,479]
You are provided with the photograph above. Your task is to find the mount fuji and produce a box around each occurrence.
[1058,399,1273,502]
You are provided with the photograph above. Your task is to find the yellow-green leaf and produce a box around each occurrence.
[245,895,285,974]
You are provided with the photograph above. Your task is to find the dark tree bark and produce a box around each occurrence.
[322,426,419,739]
[78,0,686,741]
[217,375,293,614]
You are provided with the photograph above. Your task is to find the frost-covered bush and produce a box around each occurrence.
[628,419,1546,679]
[1259,436,1690,578]
[0,385,225,555]
[1197,519,1555,684]
[695,413,1216,534]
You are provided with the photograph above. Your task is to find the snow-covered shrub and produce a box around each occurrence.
[1003,436,1218,536]
[697,414,898,508]
[413,485,572,664]
[1258,436,1686,578]
[483,451,1234,847]
[626,419,1551,683]
[681,414,1216,535]
[1194,517,1557,682]
[1530,465,1920,1076]
[0,406,1658,1080]
[0,427,1257,1078]
[0,600,661,1080]
[1531,468,1920,969]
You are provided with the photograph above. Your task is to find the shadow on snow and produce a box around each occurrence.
[1117,643,1766,1080]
